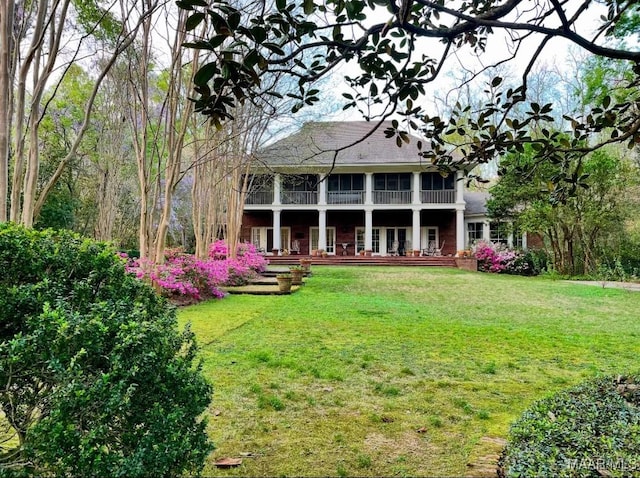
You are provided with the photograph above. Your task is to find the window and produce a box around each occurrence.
[283,174,317,191]
[327,174,365,191]
[467,222,484,245]
[280,228,290,251]
[373,173,412,190]
[356,228,365,253]
[490,222,509,245]
[421,172,455,190]
[513,226,524,249]
[372,229,380,254]
[246,174,273,192]
[251,228,262,250]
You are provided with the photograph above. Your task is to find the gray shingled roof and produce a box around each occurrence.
[256,121,429,167]
[464,191,490,216]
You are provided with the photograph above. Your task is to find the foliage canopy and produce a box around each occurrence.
[488,144,637,274]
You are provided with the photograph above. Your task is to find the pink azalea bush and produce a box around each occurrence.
[473,240,533,275]
[126,241,268,303]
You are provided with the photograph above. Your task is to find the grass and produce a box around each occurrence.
[177,266,640,476]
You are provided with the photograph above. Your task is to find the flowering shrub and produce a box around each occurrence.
[217,240,268,274]
[473,241,539,276]
[127,241,268,302]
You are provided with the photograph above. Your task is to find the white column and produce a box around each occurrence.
[365,173,373,205]
[412,172,421,204]
[273,209,281,253]
[483,221,491,242]
[456,208,465,252]
[318,174,327,205]
[364,209,373,251]
[412,208,421,252]
[455,170,465,204]
[273,173,281,205]
[318,209,327,251]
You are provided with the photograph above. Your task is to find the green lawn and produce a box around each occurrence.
[178,267,640,477]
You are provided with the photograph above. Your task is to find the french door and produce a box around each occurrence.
[310,227,336,254]
[355,227,381,254]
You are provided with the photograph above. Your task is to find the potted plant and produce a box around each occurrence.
[364,249,372,257]
[276,273,293,293]
[407,248,413,257]
[289,265,304,285]
[299,258,312,273]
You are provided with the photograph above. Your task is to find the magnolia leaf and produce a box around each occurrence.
[185,12,205,31]
[194,63,219,86]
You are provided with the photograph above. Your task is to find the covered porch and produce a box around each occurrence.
[241,208,463,257]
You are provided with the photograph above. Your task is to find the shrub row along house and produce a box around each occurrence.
[241,121,526,256]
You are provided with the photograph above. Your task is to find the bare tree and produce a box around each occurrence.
[0,0,156,226]
[125,1,201,262]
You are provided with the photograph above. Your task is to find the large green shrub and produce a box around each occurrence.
[502,374,640,477]
[0,223,212,476]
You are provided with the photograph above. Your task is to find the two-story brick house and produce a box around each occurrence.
[240,121,520,256]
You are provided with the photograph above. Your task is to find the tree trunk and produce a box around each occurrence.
[0,1,14,222]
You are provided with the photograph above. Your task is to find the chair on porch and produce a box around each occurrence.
[433,240,445,256]
[290,240,300,254]
[388,240,399,256]
[423,241,436,256]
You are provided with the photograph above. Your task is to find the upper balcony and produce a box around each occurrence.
[244,172,459,207]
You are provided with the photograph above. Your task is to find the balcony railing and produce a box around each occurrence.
[245,191,273,205]
[327,190,365,205]
[421,189,455,204]
[373,190,412,204]
[282,190,318,205]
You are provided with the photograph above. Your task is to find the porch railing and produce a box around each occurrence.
[421,189,455,204]
[327,190,365,205]
[282,190,318,205]
[373,190,412,204]
[245,191,273,205]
